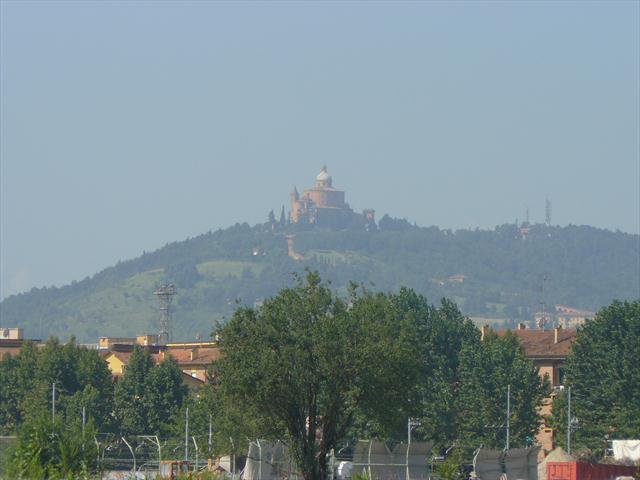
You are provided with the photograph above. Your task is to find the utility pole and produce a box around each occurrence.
[538,276,549,330]
[506,384,511,451]
[185,407,189,461]
[208,414,213,452]
[542,276,547,329]
[407,418,411,480]
[406,417,420,480]
[52,383,56,420]
[567,387,572,454]
[230,437,236,480]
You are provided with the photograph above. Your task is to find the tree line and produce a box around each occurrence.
[1,274,638,479]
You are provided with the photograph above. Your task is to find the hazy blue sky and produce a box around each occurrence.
[1,0,638,299]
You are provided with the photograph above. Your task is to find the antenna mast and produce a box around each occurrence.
[155,284,176,344]
[545,198,552,226]
[538,275,548,330]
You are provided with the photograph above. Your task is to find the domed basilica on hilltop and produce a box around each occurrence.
[290,166,375,229]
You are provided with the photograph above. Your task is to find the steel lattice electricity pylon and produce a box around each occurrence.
[154,284,176,344]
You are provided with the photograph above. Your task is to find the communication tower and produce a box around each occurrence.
[537,275,550,330]
[545,198,552,226]
[154,284,176,344]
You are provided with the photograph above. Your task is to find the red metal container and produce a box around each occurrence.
[547,461,637,480]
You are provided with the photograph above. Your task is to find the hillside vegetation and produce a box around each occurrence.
[1,220,638,342]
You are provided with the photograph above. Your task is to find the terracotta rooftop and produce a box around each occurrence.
[494,328,577,358]
[167,346,222,365]
[0,338,43,358]
[104,345,222,366]
[104,350,163,365]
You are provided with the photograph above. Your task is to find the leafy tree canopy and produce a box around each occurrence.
[114,345,188,436]
[213,272,425,480]
[550,300,640,454]
[456,330,549,449]
[0,338,114,434]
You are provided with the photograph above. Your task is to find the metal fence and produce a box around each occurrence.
[351,440,435,480]
[243,440,302,480]
[1,434,540,480]
[472,446,540,480]
[241,440,442,480]
[240,441,540,480]
[96,433,220,479]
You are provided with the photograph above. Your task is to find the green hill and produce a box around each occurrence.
[1,221,638,343]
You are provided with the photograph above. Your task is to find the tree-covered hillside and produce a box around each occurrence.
[1,220,638,343]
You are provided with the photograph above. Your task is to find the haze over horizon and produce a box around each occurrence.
[1,1,639,299]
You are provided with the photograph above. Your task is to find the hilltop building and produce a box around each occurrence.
[554,305,595,328]
[533,305,595,330]
[290,166,375,229]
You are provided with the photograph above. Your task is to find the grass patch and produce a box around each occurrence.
[197,260,264,279]
[306,250,370,266]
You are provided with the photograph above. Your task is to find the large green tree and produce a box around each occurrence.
[550,300,640,453]
[456,330,548,449]
[346,292,478,446]
[411,297,478,446]
[8,412,98,479]
[0,338,114,434]
[0,350,24,434]
[213,272,424,480]
[114,346,188,436]
[2,339,112,478]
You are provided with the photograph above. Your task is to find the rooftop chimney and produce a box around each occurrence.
[518,323,526,330]
[554,325,562,344]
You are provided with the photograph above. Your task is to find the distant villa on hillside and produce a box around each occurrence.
[290,166,375,229]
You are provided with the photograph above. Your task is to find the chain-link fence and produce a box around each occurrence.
[243,440,302,480]
[242,440,444,480]
[96,433,220,479]
[2,434,540,480]
[472,446,540,480]
[350,440,435,480]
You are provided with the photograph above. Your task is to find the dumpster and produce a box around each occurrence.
[159,460,190,479]
[547,461,637,480]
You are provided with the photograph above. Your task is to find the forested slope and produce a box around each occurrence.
[1,220,637,342]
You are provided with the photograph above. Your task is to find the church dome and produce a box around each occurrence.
[315,165,332,187]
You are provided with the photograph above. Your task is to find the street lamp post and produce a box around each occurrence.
[407,418,421,480]
[567,387,579,454]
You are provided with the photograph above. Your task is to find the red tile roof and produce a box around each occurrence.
[494,328,577,358]
[104,345,222,367]
[167,346,222,365]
